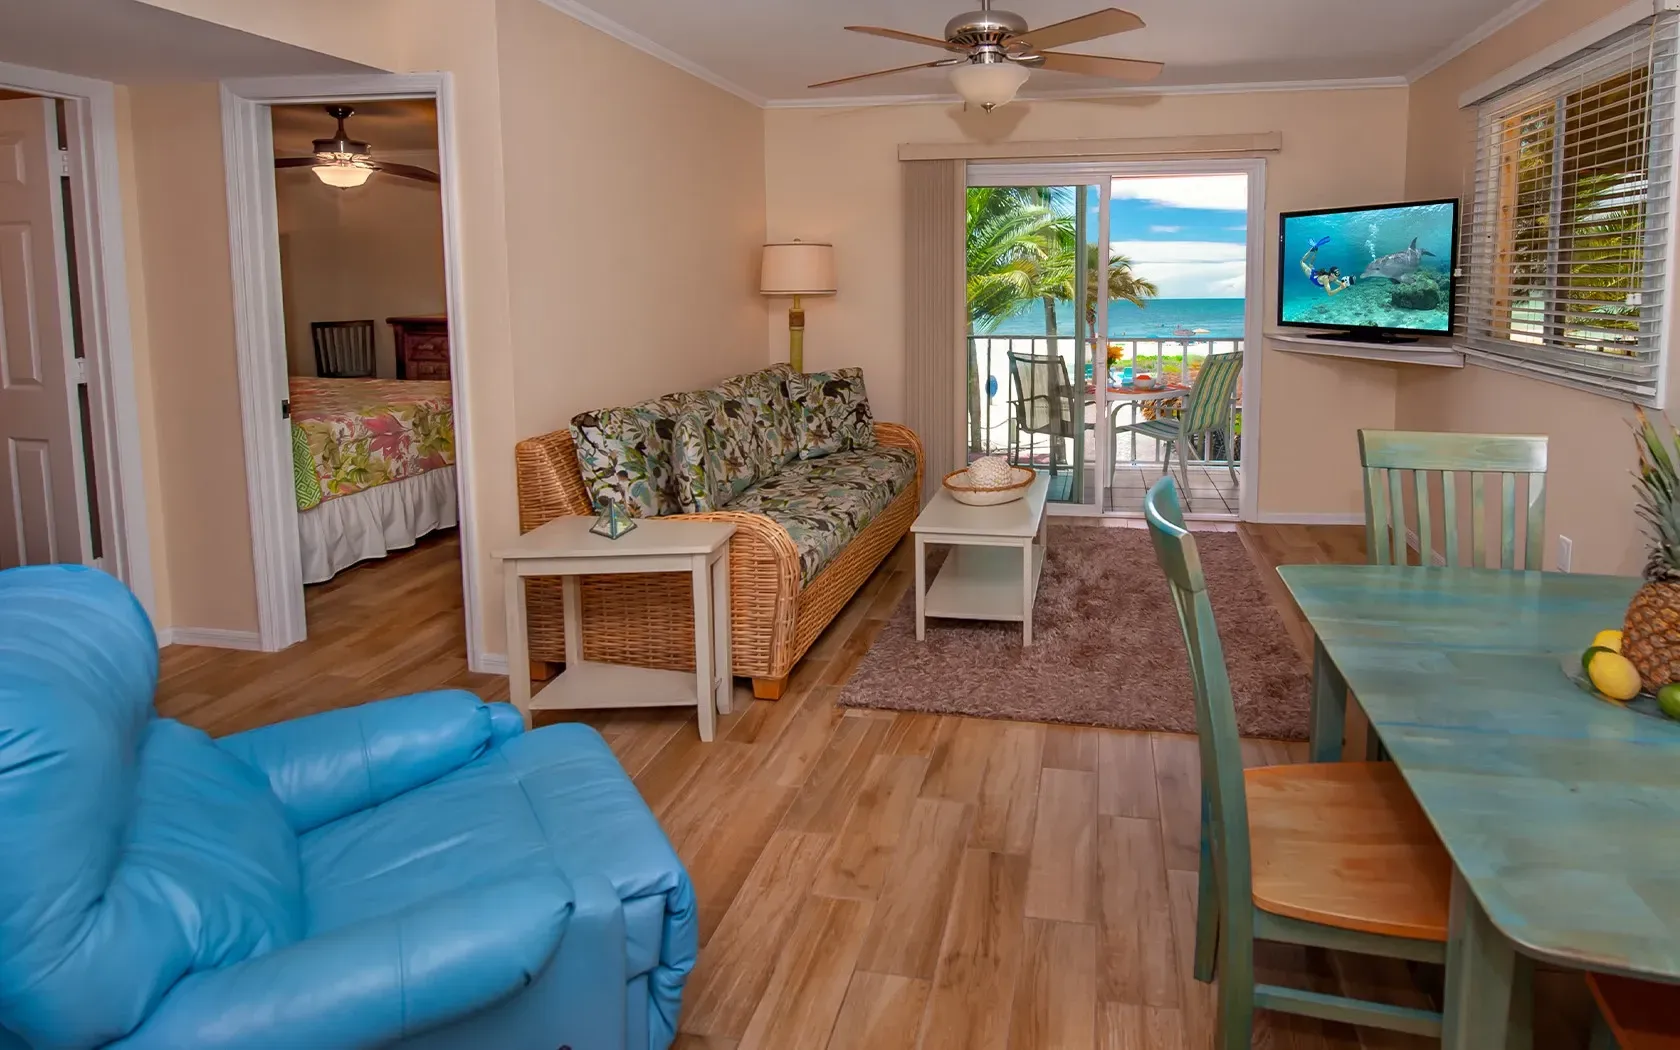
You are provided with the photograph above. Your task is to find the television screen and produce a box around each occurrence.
[1278,199,1458,336]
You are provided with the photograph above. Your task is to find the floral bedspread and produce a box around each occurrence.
[289,378,454,510]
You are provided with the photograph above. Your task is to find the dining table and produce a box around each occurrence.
[1278,564,1680,1048]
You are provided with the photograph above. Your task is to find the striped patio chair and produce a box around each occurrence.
[1117,351,1243,509]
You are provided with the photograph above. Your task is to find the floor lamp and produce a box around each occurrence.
[760,240,836,372]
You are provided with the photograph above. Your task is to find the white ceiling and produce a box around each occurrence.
[556,0,1533,104]
[0,0,374,83]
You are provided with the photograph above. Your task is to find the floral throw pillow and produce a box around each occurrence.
[672,392,760,513]
[791,367,876,460]
[570,405,678,518]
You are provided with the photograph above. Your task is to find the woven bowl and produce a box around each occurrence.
[942,466,1035,506]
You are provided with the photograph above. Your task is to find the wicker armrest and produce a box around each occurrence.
[515,430,592,530]
[873,421,923,463]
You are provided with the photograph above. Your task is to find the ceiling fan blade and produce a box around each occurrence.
[1034,51,1164,82]
[1011,8,1144,51]
[810,60,955,89]
[844,26,966,52]
[274,157,317,169]
[372,161,441,184]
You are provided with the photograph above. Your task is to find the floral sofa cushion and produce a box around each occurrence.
[719,364,799,472]
[672,391,760,513]
[724,445,917,585]
[570,403,678,518]
[789,368,877,460]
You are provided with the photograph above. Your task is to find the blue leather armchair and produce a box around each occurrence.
[0,565,697,1050]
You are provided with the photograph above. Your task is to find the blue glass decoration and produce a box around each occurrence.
[590,501,637,540]
[985,375,998,398]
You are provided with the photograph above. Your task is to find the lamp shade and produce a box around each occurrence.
[949,61,1030,111]
[313,162,373,188]
[760,241,836,296]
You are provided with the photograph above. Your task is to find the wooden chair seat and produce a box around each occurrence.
[1590,973,1680,1049]
[1246,761,1452,942]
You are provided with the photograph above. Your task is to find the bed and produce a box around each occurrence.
[289,377,457,584]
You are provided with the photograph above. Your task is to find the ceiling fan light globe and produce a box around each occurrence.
[949,61,1029,110]
[313,162,374,188]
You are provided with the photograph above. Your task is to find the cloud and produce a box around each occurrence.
[1113,239,1247,298]
[1149,225,1183,234]
[1110,175,1249,211]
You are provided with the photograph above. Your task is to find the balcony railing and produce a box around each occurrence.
[966,336,1243,469]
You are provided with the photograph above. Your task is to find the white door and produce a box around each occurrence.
[0,97,86,569]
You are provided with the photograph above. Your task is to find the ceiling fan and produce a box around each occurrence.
[274,106,439,189]
[810,2,1162,111]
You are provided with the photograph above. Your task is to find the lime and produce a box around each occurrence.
[1659,684,1680,721]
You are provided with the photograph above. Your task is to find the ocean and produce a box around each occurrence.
[986,297,1247,340]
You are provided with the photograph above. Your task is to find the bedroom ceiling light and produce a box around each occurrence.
[311,156,374,188]
[949,55,1030,111]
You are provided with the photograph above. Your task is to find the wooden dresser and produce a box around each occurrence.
[388,315,450,380]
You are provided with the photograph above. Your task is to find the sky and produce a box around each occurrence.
[1108,175,1248,299]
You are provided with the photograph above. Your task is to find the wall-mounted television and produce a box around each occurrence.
[1277,198,1458,343]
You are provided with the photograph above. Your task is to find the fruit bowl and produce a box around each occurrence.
[942,466,1035,506]
[1559,652,1680,723]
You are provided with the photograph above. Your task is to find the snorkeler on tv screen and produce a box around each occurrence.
[1300,236,1353,296]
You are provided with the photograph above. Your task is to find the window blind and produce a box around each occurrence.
[1460,12,1679,403]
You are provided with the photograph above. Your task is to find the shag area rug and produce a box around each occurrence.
[838,523,1310,739]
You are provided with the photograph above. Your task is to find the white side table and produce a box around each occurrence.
[496,516,735,741]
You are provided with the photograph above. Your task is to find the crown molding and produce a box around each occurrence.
[1404,0,1549,82]
[533,0,766,106]
[766,76,1407,110]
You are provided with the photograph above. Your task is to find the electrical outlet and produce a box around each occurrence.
[1558,535,1573,573]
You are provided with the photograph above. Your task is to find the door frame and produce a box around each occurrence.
[220,72,488,670]
[0,61,154,613]
[964,158,1265,521]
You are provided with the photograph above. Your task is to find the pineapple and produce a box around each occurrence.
[1623,409,1680,691]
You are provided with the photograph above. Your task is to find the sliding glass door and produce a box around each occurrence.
[965,181,1105,509]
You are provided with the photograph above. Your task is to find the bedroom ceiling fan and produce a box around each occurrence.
[274,106,439,189]
[811,2,1162,111]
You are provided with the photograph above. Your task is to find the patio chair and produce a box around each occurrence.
[1006,350,1088,478]
[1117,351,1242,510]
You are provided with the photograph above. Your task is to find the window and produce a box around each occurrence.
[1462,14,1678,402]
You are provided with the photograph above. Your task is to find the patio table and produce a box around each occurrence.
[1278,564,1680,1048]
[1087,381,1190,468]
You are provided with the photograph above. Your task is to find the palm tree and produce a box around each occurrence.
[965,187,1064,333]
[1039,243,1159,333]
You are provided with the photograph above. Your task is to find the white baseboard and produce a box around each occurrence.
[473,651,509,676]
[1253,511,1366,526]
[160,627,265,651]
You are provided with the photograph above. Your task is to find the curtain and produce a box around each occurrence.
[901,159,967,503]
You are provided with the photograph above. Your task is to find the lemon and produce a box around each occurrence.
[1660,684,1680,721]
[1593,629,1625,652]
[1583,646,1642,702]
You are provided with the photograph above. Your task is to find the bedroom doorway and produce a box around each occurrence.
[221,74,486,670]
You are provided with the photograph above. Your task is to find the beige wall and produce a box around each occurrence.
[1399,0,1646,574]
[122,82,259,632]
[276,155,447,378]
[119,0,766,654]
[494,0,768,438]
[763,89,1412,517]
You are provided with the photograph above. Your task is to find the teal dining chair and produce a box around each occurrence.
[1587,973,1680,1049]
[1358,429,1549,569]
[1118,351,1243,510]
[1144,475,1466,1046]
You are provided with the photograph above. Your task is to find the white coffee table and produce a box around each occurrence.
[496,515,734,740]
[912,472,1051,645]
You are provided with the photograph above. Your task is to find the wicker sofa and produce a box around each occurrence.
[515,365,924,700]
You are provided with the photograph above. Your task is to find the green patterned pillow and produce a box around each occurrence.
[292,424,322,511]
[791,367,876,460]
[570,405,679,517]
[718,364,799,473]
[671,392,759,512]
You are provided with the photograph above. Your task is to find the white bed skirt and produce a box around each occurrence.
[299,467,457,584]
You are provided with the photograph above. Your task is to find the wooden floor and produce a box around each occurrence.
[155,523,1595,1049]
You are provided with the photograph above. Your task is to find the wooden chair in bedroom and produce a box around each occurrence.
[312,320,377,378]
